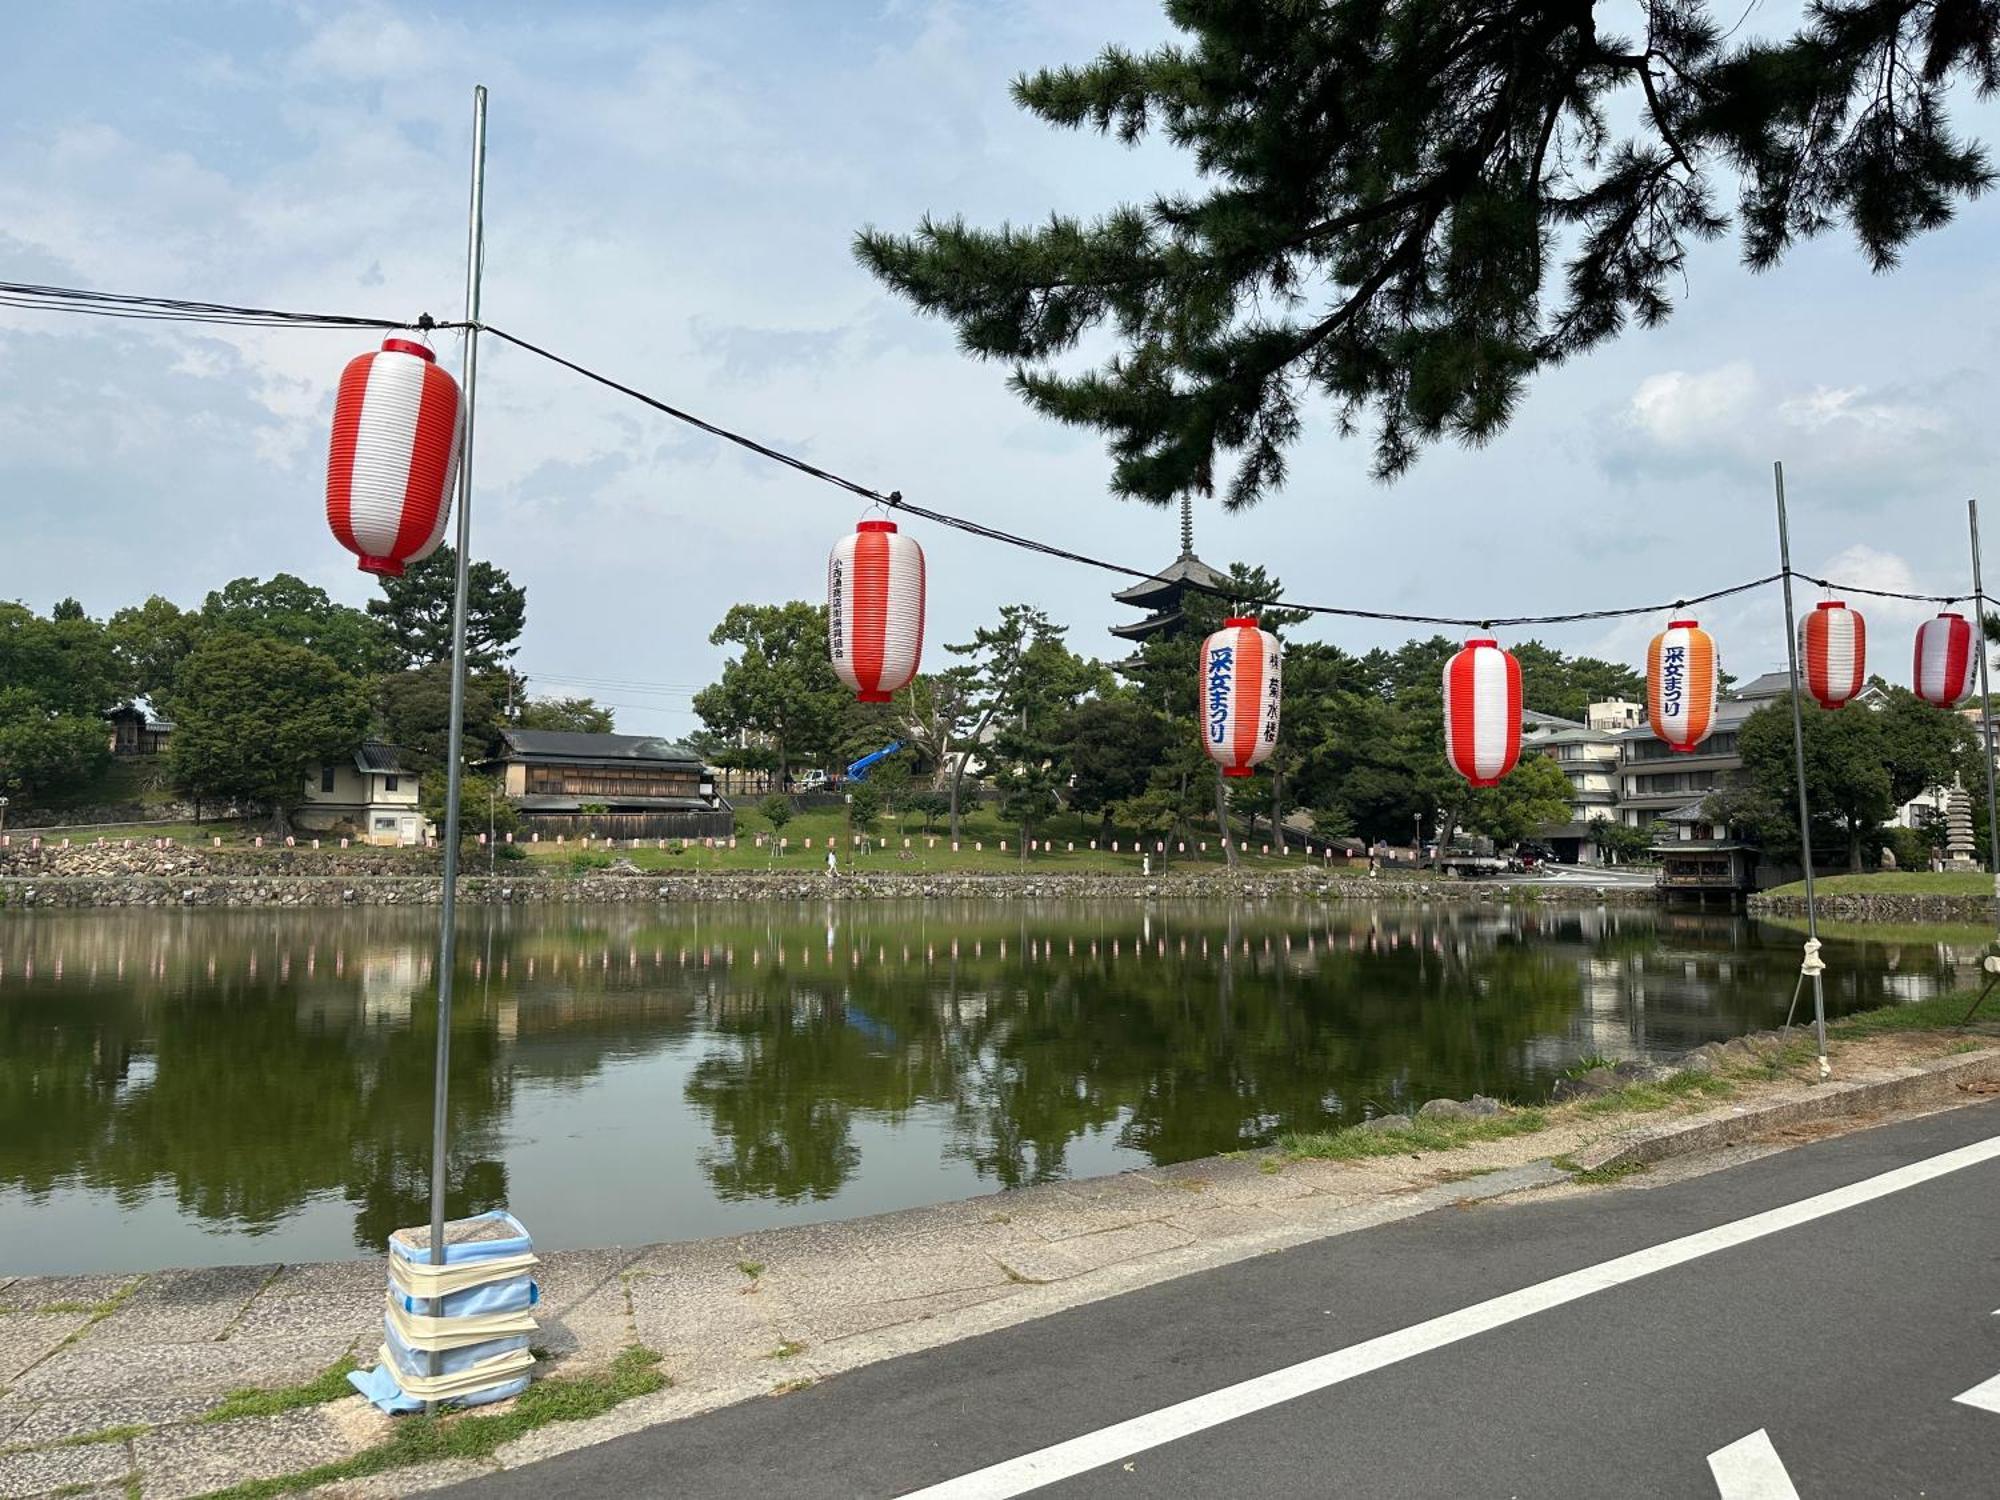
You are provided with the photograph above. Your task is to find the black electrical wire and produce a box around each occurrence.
[0,279,462,333]
[2,279,1980,627]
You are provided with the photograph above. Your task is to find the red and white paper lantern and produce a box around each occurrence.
[1913,611,1978,708]
[1801,600,1867,710]
[1647,618,1719,753]
[1443,637,1522,787]
[1199,616,1282,777]
[828,519,924,701]
[325,336,463,577]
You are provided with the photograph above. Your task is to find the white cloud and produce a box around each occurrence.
[1600,361,1989,504]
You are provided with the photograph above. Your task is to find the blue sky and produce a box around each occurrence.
[4,1,1998,735]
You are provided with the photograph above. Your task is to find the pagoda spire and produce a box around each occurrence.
[1179,494,1194,559]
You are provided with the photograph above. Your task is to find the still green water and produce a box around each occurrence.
[0,900,1977,1274]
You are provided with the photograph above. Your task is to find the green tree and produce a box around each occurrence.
[1874,685,1978,804]
[421,770,518,844]
[858,2,1995,501]
[1588,815,1655,864]
[106,595,203,708]
[1060,694,1169,833]
[759,794,795,831]
[846,782,883,836]
[0,602,120,802]
[50,597,85,621]
[942,605,1071,837]
[367,546,527,671]
[1731,697,1894,871]
[169,635,370,830]
[517,696,615,734]
[200,574,385,679]
[375,663,509,777]
[1458,753,1575,847]
[693,602,846,787]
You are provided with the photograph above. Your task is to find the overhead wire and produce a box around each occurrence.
[0,278,1980,628]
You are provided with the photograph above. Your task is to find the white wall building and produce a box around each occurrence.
[295,743,424,846]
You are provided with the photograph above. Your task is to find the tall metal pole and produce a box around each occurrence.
[1968,501,2000,910]
[425,84,488,1392]
[1773,462,1829,1076]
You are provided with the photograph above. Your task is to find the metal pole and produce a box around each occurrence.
[1773,462,1830,1076]
[1967,501,2000,911]
[425,83,487,1404]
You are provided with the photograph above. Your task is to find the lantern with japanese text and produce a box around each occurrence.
[828,519,925,701]
[1913,611,1977,708]
[1647,618,1719,753]
[1199,617,1282,777]
[1801,600,1867,710]
[325,335,463,577]
[1443,637,1522,787]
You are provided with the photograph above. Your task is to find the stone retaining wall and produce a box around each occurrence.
[0,842,442,879]
[0,870,1658,909]
[1748,890,2000,925]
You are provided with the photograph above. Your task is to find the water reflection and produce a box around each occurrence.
[0,901,1980,1272]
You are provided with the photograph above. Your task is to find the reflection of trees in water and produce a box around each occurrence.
[4,901,1982,1239]
[0,912,511,1251]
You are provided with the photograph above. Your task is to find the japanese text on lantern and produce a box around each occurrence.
[1659,644,1685,718]
[1206,647,1233,744]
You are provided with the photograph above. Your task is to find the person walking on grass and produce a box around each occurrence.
[826,847,837,880]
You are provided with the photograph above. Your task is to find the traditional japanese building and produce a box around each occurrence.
[1110,496,1231,650]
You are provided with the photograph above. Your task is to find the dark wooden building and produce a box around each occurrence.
[485,730,733,840]
[106,702,174,756]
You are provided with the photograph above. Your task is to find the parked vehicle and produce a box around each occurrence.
[796,769,831,791]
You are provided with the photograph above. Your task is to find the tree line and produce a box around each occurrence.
[0,552,610,830]
[691,563,1645,858]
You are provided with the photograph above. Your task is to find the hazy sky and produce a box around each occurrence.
[4,2,1997,736]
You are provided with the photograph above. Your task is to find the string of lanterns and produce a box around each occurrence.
[319,335,1991,795]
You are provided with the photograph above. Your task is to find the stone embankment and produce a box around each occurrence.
[0,844,1656,908]
[1748,889,1998,926]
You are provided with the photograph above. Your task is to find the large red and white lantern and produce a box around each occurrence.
[828,519,924,702]
[1443,637,1522,788]
[1801,600,1867,710]
[1199,617,1281,777]
[1647,618,1719,753]
[325,336,463,577]
[1913,611,1978,707]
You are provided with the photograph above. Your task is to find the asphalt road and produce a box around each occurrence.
[453,1102,2000,1498]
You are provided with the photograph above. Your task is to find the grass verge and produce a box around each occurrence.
[202,1357,359,1424]
[1282,1110,1548,1161]
[1552,1155,1649,1186]
[197,1345,667,1499]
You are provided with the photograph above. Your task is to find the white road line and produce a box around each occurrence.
[1707,1429,1801,1499]
[1954,1372,2000,1414]
[904,1132,2000,1500]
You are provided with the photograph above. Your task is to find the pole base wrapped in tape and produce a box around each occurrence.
[348,1210,539,1414]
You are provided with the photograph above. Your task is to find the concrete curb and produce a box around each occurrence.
[1571,1047,2000,1173]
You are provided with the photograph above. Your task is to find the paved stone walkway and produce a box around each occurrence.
[4,1036,1994,1498]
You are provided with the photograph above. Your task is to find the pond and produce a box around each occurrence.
[0,899,1979,1274]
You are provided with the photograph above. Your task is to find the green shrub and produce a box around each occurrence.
[759,795,795,830]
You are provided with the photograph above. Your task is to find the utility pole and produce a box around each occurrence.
[423,83,488,1411]
[1773,462,1829,1078]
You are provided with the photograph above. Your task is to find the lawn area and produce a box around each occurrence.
[1761,871,1996,899]
[516,804,1321,877]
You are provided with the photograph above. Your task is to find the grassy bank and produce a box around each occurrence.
[516,804,1320,878]
[1761,871,1991,899]
[1280,984,1999,1167]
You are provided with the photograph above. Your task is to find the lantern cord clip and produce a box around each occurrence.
[415,313,436,332]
